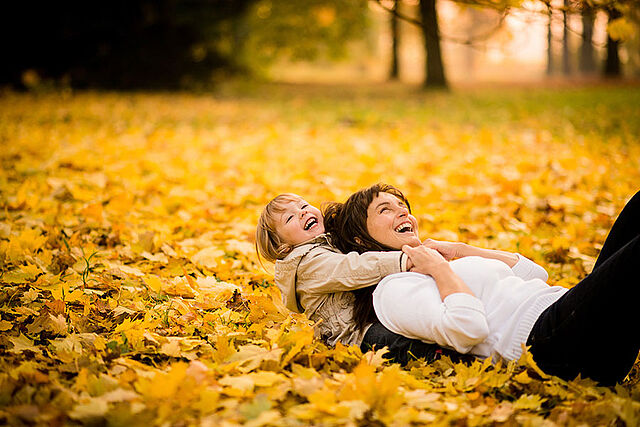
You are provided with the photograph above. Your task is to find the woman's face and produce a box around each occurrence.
[366,192,420,250]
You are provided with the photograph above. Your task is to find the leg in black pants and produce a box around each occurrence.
[527,191,640,385]
[593,191,640,269]
[361,321,466,365]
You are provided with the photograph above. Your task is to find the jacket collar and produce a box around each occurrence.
[275,234,332,313]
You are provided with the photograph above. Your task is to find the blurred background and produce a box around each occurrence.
[2,0,638,90]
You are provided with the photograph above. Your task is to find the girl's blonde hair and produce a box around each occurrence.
[255,193,303,265]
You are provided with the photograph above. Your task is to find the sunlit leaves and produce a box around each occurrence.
[0,86,639,424]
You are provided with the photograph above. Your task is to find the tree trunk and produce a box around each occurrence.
[546,5,553,76]
[604,8,622,77]
[579,5,596,74]
[562,0,570,75]
[389,1,400,80]
[419,0,447,89]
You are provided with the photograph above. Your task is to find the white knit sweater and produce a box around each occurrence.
[372,255,568,361]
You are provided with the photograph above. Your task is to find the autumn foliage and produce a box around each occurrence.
[1,85,640,425]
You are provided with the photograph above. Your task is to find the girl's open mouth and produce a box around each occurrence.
[304,217,318,230]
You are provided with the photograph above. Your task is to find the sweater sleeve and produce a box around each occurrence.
[511,254,549,282]
[372,273,489,354]
[297,249,407,294]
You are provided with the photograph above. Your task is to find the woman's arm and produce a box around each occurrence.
[373,271,489,354]
[423,239,548,282]
[402,245,474,300]
[423,239,518,267]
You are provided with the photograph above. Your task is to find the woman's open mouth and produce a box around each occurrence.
[394,222,413,233]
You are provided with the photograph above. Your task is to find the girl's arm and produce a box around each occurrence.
[297,249,408,294]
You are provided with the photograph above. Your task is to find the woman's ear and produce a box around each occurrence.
[355,237,362,245]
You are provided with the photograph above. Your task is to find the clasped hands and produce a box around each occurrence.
[403,239,465,276]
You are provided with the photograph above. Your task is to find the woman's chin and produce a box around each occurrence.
[397,235,421,248]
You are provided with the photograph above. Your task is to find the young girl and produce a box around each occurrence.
[256,192,450,363]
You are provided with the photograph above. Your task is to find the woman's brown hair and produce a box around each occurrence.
[323,183,411,332]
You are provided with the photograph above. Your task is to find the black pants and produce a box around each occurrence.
[361,321,450,365]
[527,191,640,385]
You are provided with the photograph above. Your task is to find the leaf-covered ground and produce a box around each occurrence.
[1,84,640,426]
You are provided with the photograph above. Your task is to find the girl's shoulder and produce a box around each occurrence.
[276,235,335,270]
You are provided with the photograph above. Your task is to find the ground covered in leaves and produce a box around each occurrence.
[1,83,640,426]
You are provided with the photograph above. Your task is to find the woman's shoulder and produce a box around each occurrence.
[450,256,513,279]
[451,256,508,269]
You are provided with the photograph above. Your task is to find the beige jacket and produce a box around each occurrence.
[275,235,407,347]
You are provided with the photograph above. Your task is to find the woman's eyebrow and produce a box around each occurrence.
[376,201,391,209]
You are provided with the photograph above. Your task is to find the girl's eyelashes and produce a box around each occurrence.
[286,215,293,223]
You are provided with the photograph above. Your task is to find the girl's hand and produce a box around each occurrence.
[422,238,466,261]
[402,245,449,276]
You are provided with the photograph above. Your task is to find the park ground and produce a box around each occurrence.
[1,83,640,425]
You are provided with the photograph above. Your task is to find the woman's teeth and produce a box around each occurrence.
[394,223,412,233]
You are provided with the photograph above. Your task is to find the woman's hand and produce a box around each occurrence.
[422,238,466,261]
[402,244,475,300]
[402,245,449,276]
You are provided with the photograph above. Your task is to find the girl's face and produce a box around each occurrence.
[275,199,325,246]
[366,192,420,250]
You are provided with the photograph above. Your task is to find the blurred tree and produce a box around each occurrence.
[235,0,369,74]
[0,0,255,89]
[544,0,637,78]
[605,5,622,76]
[373,0,448,89]
[562,0,571,75]
[1,0,368,89]
[547,3,554,75]
[419,0,447,88]
[579,3,597,74]
[375,0,518,89]
[390,0,401,80]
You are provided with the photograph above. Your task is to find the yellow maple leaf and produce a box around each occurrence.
[513,393,546,410]
[227,344,284,372]
[219,375,255,395]
[144,275,164,293]
[513,370,533,384]
[0,320,13,331]
[9,334,42,355]
[69,398,109,420]
[191,247,225,269]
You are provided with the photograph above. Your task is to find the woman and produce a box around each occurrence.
[324,183,640,385]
